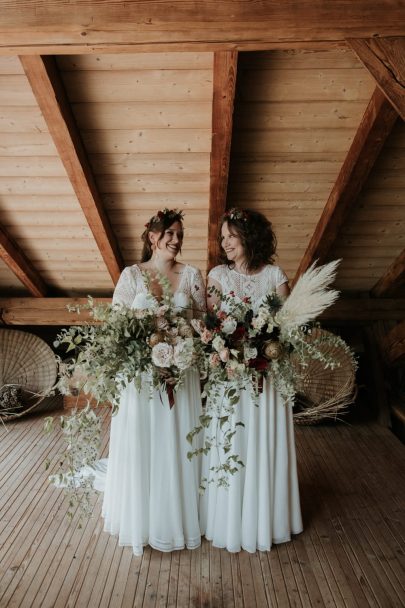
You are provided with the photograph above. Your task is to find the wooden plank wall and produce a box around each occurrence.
[227,49,376,282]
[57,53,213,274]
[330,121,405,291]
[0,56,113,296]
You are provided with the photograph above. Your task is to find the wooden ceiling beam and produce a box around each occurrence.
[2,297,405,326]
[0,226,47,297]
[207,51,238,271]
[1,2,405,52]
[0,298,109,325]
[382,320,405,366]
[19,55,124,285]
[371,249,405,298]
[293,87,398,284]
[347,37,405,121]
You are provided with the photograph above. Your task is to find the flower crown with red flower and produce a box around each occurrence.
[223,207,248,222]
[145,208,185,229]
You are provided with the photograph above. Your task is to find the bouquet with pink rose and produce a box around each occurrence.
[55,283,201,411]
[188,260,356,487]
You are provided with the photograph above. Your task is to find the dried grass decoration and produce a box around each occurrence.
[292,327,357,425]
[0,329,57,421]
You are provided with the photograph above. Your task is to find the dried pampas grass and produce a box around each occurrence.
[278,259,341,332]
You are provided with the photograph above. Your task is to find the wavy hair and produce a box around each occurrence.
[141,209,184,262]
[218,208,277,271]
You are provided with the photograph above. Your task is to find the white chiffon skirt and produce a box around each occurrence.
[102,368,202,556]
[200,378,303,553]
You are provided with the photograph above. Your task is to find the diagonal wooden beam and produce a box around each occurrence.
[382,320,405,365]
[0,225,47,297]
[371,249,405,298]
[207,51,238,271]
[293,87,398,284]
[19,55,124,284]
[347,37,405,121]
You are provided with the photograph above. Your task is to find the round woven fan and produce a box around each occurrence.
[0,329,57,420]
[292,328,356,425]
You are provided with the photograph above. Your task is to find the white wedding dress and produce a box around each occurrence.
[100,263,206,555]
[200,264,303,553]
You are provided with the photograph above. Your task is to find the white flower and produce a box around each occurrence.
[151,342,173,367]
[173,338,194,370]
[212,335,225,352]
[243,346,257,361]
[221,316,238,335]
[133,292,158,310]
[252,309,268,331]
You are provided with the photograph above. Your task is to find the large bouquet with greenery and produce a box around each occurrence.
[55,284,199,411]
[187,260,354,487]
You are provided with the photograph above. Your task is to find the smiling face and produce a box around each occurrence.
[220,221,246,267]
[149,220,183,260]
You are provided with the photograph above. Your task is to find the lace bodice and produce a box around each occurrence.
[208,264,288,312]
[113,263,206,319]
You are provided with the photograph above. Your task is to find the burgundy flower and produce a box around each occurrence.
[231,325,246,341]
[248,357,268,372]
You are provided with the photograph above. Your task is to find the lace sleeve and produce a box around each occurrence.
[112,267,137,306]
[189,267,206,318]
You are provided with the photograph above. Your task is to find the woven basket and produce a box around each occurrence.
[0,329,57,421]
[292,328,356,425]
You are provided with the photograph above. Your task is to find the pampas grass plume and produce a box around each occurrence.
[278,259,341,330]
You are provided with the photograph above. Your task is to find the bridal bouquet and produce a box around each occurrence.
[187,260,353,486]
[55,292,198,410]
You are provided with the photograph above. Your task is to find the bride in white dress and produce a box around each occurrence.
[102,209,206,555]
[200,208,303,553]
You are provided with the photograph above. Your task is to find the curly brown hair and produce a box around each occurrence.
[218,208,277,271]
[141,209,184,262]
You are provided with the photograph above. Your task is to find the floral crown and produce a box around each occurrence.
[223,207,248,222]
[145,208,185,229]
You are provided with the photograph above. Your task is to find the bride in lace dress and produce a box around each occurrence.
[102,209,206,555]
[200,208,303,553]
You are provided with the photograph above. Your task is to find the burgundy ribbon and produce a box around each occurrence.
[249,356,267,394]
[166,384,175,409]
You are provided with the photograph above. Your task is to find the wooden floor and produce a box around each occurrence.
[0,412,404,608]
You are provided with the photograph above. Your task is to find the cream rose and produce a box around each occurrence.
[151,342,173,367]
[212,335,225,352]
[173,338,194,370]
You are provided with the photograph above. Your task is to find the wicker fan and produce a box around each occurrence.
[0,329,57,421]
[292,328,357,425]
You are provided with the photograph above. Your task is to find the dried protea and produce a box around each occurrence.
[149,333,162,347]
[263,340,283,360]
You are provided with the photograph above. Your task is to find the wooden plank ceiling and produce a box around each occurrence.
[0,4,404,316]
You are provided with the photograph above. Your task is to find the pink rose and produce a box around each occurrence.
[209,353,221,367]
[219,348,230,362]
[201,329,213,344]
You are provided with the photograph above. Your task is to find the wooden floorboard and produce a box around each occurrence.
[0,413,404,608]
